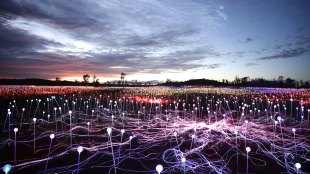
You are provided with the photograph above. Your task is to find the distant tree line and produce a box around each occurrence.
[0,74,308,88]
[220,76,310,88]
[163,76,309,88]
[213,76,310,88]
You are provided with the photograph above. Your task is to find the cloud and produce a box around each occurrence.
[257,47,309,60]
[0,0,229,80]
[296,27,304,32]
[245,37,253,43]
[206,64,221,69]
[255,33,310,61]
[245,63,258,67]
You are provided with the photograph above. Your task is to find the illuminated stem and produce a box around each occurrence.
[33,122,36,153]
[109,135,117,174]
[44,139,53,174]
[14,131,17,167]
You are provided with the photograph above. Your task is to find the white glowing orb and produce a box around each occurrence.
[14,128,18,132]
[246,147,251,153]
[156,164,163,174]
[181,157,186,163]
[295,163,301,169]
[2,164,11,174]
[50,134,55,139]
[173,132,177,136]
[107,127,112,135]
[77,146,84,154]
[121,129,125,134]
[292,128,296,133]
[33,118,37,122]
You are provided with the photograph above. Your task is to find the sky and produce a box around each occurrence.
[0,0,309,82]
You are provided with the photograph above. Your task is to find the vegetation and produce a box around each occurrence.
[0,75,309,88]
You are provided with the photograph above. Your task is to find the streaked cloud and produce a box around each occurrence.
[0,0,309,81]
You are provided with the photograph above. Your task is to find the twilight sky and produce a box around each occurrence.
[0,0,309,82]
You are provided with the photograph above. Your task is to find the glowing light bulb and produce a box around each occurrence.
[69,110,72,114]
[33,118,37,122]
[181,157,186,163]
[107,128,112,135]
[245,120,248,124]
[295,163,301,169]
[246,147,251,153]
[156,164,163,174]
[14,128,18,132]
[50,134,55,139]
[121,129,125,134]
[173,132,177,136]
[77,146,84,154]
[129,136,133,140]
[2,164,11,174]
[292,128,296,133]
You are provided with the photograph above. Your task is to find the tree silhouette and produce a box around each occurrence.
[83,74,90,86]
[121,72,126,85]
[241,76,249,84]
[93,75,97,83]
[278,76,284,87]
[234,76,241,84]
[56,76,61,82]
[299,80,304,88]
[285,78,295,88]
[166,79,172,83]
[93,78,100,87]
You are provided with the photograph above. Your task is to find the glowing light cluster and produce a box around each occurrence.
[1,86,309,173]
